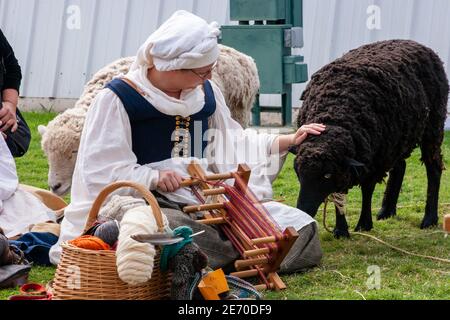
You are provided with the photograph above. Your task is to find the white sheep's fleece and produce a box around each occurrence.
[116,205,169,285]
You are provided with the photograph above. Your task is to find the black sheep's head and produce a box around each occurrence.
[293,125,366,217]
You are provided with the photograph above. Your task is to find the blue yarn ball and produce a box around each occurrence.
[94,220,120,247]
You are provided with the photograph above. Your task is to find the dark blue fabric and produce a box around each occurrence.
[105,79,216,165]
[9,232,58,266]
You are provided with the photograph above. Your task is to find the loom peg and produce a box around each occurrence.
[203,188,226,196]
[198,217,227,225]
[243,247,271,258]
[183,203,225,213]
[235,257,269,270]
[251,236,277,245]
[230,269,259,278]
[254,283,274,291]
[180,173,235,187]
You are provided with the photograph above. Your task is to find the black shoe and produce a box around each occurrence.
[0,264,32,289]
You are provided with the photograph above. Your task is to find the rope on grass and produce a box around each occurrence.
[344,202,450,213]
[322,197,450,264]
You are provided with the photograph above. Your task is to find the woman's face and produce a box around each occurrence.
[163,62,217,91]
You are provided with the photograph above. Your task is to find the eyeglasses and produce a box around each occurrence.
[189,62,217,80]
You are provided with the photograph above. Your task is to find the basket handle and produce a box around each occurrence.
[83,181,165,234]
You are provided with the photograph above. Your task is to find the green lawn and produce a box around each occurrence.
[1,111,449,300]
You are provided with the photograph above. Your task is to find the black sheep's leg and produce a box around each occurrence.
[377,160,406,220]
[355,181,376,232]
[420,151,442,229]
[333,205,350,238]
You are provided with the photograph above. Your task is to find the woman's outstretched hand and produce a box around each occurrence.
[274,123,326,154]
[290,123,326,146]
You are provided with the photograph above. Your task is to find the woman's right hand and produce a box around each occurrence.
[157,170,184,192]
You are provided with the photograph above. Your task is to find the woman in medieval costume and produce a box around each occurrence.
[49,11,324,272]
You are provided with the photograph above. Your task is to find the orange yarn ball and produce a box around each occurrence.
[69,235,111,250]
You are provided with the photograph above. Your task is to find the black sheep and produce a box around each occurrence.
[293,40,449,237]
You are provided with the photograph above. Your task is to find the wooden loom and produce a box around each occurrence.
[179,161,298,291]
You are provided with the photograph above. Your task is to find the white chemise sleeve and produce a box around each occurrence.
[78,89,160,194]
[206,81,288,199]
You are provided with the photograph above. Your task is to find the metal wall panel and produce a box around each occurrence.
[0,0,231,98]
[1,0,449,126]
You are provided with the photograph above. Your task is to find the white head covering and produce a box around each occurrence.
[130,10,221,72]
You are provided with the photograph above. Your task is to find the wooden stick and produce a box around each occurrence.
[243,247,271,258]
[203,188,226,196]
[180,173,234,187]
[180,179,201,187]
[251,236,277,245]
[266,227,299,273]
[235,257,269,270]
[183,203,225,213]
[230,267,269,279]
[198,217,227,225]
[237,164,251,186]
[268,273,286,291]
[230,269,259,278]
[254,283,274,291]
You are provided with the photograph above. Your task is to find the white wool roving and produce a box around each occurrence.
[98,195,146,222]
[116,205,168,285]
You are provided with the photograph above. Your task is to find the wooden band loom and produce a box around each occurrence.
[180,161,298,291]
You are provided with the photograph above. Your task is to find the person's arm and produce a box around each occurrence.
[1,89,19,134]
[272,123,326,154]
[0,29,22,134]
[208,80,289,186]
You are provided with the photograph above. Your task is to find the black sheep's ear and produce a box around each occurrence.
[346,158,365,167]
[346,158,365,177]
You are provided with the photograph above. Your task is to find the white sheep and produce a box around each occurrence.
[38,45,260,196]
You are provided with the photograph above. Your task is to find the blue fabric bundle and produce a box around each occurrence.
[9,232,58,266]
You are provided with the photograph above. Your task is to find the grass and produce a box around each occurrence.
[1,111,449,300]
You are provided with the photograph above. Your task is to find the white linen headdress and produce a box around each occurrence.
[130,10,221,72]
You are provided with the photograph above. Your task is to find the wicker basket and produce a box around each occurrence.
[52,181,171,300]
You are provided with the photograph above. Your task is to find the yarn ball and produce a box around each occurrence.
[69,235,111,250]
[94,220,120,247]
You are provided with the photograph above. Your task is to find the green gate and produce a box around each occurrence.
[221,0,308,126]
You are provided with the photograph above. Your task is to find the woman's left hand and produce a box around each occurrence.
[0,102,18,133]
[290,123,326,146]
